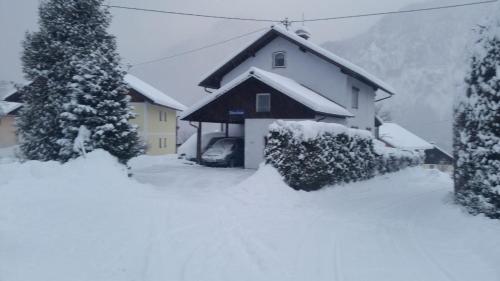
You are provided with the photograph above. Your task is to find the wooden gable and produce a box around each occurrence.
[184,77,317,123]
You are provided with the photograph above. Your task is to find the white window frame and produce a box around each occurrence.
[272,51,286,68]
[351,87,359,109]
[159,137,167,148]
[159,111,168,122]
[256,93,271,113]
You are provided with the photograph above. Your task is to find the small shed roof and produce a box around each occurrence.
[199,25,396,96]
[124,74,186,111]
[379,123,433,150]
[181,67,354,120]
[0,102,22,116]
[3,87,24,103]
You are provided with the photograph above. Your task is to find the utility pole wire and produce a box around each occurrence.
[106,0,497,24]
[292,0,498,22]
[131,27,267,68]
[119,0,497,68]
[104,5,280,22]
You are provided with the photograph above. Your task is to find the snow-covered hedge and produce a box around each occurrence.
[264,120,422,191]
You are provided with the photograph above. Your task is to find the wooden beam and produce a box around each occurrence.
[196,122,202,163]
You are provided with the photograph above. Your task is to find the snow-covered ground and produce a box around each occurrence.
[1,151,499,281]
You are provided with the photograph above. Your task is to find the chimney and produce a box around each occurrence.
[295,26,311,40]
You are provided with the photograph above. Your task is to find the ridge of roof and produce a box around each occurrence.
[199,25,396,96]
[124,74,187,111]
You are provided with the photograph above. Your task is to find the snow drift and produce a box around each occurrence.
[0,150,158,281]
[1,151,500,281]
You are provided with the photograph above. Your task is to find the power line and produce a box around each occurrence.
[106,0,497,24]
[293,0,497,22]
[104,5,280,23]
[120,0,497,67]
[131,27,267,68]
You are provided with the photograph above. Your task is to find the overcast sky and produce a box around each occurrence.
[1,0,434,105]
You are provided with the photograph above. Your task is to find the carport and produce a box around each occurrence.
[180,68,353,169]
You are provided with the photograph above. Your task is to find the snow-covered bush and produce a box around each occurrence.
[453,14,500,219]
[265,120,422,191]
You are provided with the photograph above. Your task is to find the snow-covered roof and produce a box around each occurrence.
[0,102,22,116]
[199,25,396,96]
[432,144,453,159]
[182,67,354,119]
[124,74,186,111]
[379,122,433,150]
[2,87,19,101]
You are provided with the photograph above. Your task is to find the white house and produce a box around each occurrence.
[182,25,396,168]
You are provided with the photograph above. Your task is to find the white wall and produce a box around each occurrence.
[244,119,277,169]
[345,76,376,132]
[220,36,375,131]
[222,37,347,105]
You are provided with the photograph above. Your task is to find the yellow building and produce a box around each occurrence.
[1,75,186,155]
[125,74,186,155]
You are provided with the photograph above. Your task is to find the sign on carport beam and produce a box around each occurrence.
[229,110,245,115]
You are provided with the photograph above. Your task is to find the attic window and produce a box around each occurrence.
[272,51,286,68]
[256,93,271,112]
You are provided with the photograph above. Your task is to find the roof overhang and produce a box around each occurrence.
[199,25,396,97]
[3,88,24,103]
[183,67,354,121]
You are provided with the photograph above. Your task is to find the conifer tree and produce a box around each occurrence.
[454,18,500,219]
[19,0,142,163]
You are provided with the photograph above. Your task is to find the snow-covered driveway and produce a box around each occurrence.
[130,157,500,281]
[1,153,499,281]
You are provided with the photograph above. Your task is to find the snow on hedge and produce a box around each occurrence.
[265,120,422,191]
[268,120,372,141]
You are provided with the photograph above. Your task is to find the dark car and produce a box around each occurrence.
[201,137,244,167]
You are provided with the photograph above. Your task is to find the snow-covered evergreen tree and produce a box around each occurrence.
[19,0,142,163]
[454,16,500,219]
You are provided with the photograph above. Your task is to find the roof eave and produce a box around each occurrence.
[199,27,396,96]
[316,111,354,118]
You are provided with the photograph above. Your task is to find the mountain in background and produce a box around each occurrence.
[323,0,491,151]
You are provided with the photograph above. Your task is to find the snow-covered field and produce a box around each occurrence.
[1,151,499,281]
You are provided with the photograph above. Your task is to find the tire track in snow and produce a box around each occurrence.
[292,209,346,281]
[370,189,457,281]
[404,190,458,281]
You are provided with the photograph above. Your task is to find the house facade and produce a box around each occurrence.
[2,75,186,155]
[182,25,396,168]
[124,75,186,155]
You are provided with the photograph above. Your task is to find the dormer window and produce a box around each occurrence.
[272,51,286,68]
